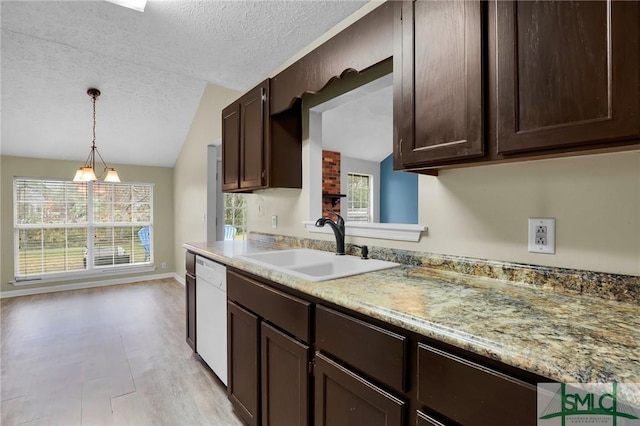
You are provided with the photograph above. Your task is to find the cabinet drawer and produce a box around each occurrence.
[186,251,195,276]
[316,305,406,392]
[417,344,537,426]
[227,270,311,342]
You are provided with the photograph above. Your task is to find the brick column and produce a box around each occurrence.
[322,150,341,215]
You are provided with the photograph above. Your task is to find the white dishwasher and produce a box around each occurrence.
[195,256,227,386]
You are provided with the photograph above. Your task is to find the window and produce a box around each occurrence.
[224,193,246,240]
[14,178,153,280]
[347,173,372,222]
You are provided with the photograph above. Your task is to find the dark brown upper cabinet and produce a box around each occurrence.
[222,80,269,192]
[222,102,241,191]
[394,0,484,169]
[222,5,393,193]
[393,0,639,173]
[222,79,301,193]
[495,0,640,154]
[240,83,269,189]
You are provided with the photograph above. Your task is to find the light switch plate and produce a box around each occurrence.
[528,218,555,254]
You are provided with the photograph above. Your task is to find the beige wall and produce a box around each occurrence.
[1,156,175,293]
[415,152,640,275]
[247,140,640,276]
[173,83,240,279]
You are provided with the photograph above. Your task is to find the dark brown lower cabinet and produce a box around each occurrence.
[185,273,196,351]
[227,270,312,426]
[227,301,260,426]
[216,264,548,426]
[417,343,537,426]
[314,353,404,426]
[261,323,309,426]
[416,411,446,426]
[185,252,196,351]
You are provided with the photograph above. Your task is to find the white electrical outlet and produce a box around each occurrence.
[271,215,277,229]
[528,218,555,254]
[161,262,167,269]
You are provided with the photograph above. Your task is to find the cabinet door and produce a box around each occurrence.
[394,0,483,168]
[185,273,196,351]
[228,301,260,426]
[416,411,446,426]
[496,0,640,154]
[222,103,241,191]
[261,323,309,426]
[240,80,270,190]
[314,353,404,426]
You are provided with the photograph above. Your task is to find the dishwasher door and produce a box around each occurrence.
[195,256,227,386]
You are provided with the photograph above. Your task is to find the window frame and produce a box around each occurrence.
[346,172,373,223]
[13,177,154,284]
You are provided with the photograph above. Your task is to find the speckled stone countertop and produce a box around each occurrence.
[184,240,640,406]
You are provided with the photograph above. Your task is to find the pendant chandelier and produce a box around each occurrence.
[73,88,120,182]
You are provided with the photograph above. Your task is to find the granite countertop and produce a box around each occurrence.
[184,240,640,405]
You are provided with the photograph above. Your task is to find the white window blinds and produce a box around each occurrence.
[14,178,153,279]
[347,173,372,223]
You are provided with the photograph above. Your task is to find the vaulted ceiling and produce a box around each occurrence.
[1,0,367,167]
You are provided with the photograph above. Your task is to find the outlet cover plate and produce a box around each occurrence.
[528,218,555,254]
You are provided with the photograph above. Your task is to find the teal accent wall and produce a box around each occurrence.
[379,154,418,224]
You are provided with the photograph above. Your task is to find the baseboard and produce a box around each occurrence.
[174,273,185,286]
[0,272,182,299]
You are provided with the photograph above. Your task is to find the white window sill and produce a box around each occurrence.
[303,221,426,242]
[11,264,156,286]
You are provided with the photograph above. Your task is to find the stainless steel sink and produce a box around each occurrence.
[237,249,399,282]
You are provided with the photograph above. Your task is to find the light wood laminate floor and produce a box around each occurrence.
[1,279,243,426]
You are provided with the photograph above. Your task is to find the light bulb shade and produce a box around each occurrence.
[73,168,85,182]
[104,169,121,182]
[74,167,97,182]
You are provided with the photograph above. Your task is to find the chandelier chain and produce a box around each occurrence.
[92,92,97,147]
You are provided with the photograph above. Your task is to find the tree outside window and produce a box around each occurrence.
[224,193,246,240]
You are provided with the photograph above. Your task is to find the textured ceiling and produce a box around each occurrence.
[1,0,367,167]
[315,74,392,163]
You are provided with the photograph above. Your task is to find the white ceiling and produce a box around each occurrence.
[314,73,392,163]
[1,0,367,167]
